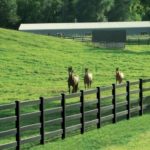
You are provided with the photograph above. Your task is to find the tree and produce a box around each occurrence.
[17,0,42,23]
[0,0,148,29]
[96,0,114,21]
[76,0,114,22]
[108,0,131,21]
[41,0,63,22]
[76,0,97,22]
[129,0,143,21]
[61,0,77,22]
[108,0,143,21]
[0,0,19,27]
[140,0,150,20]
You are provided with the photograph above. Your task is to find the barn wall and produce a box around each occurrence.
[92,30,126,43]
[22,27,150,37]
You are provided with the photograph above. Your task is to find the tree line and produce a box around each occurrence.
[0,0,149,29]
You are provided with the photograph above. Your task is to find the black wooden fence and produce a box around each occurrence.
[0,79,150,150]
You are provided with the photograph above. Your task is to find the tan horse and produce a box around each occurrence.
[68,67,79,93]
[84,68,93,89]
[116,68,124,84]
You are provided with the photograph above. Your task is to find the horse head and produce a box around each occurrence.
[67,67,79,93]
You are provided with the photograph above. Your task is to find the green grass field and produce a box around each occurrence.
[31,114,150,150]
[0,28,150,150]
[0,28,150,104]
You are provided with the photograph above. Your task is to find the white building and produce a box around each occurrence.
[19,21,150,36]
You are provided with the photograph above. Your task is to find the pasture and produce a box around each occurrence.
[0,28,150,104]
[0,28,150,150]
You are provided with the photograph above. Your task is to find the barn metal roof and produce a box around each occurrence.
[19,21,150,31]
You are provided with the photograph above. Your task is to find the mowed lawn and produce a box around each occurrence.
[0,28,150,104]
[31,115,150,150]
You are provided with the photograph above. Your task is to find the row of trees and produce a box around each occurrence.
[0,0,149,29]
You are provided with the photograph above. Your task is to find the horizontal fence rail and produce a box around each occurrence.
[0,78,150,150]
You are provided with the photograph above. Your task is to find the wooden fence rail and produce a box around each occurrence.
[0,79,150,150]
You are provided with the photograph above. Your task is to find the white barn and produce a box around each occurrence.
[19,21,150,36]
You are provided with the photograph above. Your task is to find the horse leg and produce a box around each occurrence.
[72,86,75,93]
[116,77,119,84]
[120,79,122,84]
[88,83,89,89]
[73,84,76,93]
[68,85,71,94]
[119,79,121,84]
[76,83,79,92]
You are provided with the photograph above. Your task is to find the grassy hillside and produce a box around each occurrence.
[31,115,150,150]
[0,28,150,103]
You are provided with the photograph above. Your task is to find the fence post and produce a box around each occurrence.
[15,101,21,150]
[39,97,45,144]
[80,90,85,134]
[61,93,66,139]
[126,81,130,120]
[97,87,101,128]
[139,79,143,116]
[112,84,116,123]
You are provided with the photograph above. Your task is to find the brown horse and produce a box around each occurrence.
[68,67,79,93]
[84,68,93,89]
[116,67,124,84]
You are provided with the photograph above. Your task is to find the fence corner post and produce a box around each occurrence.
[61,93,66,139]
[15,100,21,150]
[139,79,143,116]
[112,84,116,123]
[39,97,45,145]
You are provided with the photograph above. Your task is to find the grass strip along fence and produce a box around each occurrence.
[0,78,150,150]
